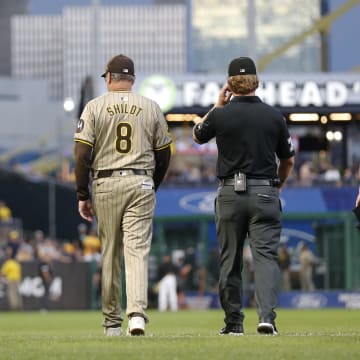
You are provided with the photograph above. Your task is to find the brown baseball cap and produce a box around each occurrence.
[228,57,257,77]
[101,54,135,77]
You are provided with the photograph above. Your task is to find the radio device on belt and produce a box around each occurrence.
[234,172,246,192]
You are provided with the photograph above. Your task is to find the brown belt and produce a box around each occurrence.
[96,169,148,178]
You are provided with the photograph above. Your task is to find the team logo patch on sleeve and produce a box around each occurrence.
[76,119,85,133]
[288,137,295,152]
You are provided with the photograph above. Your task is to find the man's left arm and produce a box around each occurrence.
[276,119,296,189]
[277,156,295,189]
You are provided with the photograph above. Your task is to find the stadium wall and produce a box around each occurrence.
[0,261,90,310]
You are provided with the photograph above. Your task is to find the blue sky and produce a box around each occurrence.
[28,0,360,72]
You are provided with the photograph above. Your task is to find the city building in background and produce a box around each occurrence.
[10,0,327,102]
[0,0,27,75]
[11,15,63,99]
[191,0,321,73]
[11,3,186,101]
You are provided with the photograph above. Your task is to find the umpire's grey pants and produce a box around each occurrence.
[215,184,281,325]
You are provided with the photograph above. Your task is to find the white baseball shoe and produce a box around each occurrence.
[257,320,279,335]
[126,316,145,336]
[104,327,122,336]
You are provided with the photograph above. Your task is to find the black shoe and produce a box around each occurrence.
[257,319,278,335]
[219,324,244,336]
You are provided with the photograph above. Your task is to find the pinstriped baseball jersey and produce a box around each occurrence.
[74,90,172,172]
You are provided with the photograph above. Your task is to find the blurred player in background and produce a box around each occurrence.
[157,254,179,312]
[0,246,23,310]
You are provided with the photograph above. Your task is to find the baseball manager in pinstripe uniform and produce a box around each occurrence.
[193,57,295,336]
[74,54,172,336]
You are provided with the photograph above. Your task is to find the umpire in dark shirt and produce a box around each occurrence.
[193,57,295,336]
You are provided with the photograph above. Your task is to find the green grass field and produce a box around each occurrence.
[0,309,359,360]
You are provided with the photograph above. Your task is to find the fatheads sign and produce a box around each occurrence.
[258,80,355,107]
[136,73,360,112]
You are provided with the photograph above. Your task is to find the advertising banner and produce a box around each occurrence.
[0,262,91,310]
[278,291,360,309]
[184,291,360,309]
[155,187,357,217]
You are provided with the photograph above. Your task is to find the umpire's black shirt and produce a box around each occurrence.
[194,96,295,179]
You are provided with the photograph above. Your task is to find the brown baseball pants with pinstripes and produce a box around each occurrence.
[92,174,155,328]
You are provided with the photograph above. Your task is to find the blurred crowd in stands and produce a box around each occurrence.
[1,126,359,188]
[0,212,101,266]
[5,153,359,189]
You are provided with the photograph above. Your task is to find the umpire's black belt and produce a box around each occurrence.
[219,178,280,187]
[96,169,148,178]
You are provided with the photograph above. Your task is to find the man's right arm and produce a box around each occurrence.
[192,83,231,144]
[74,141,93,201]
